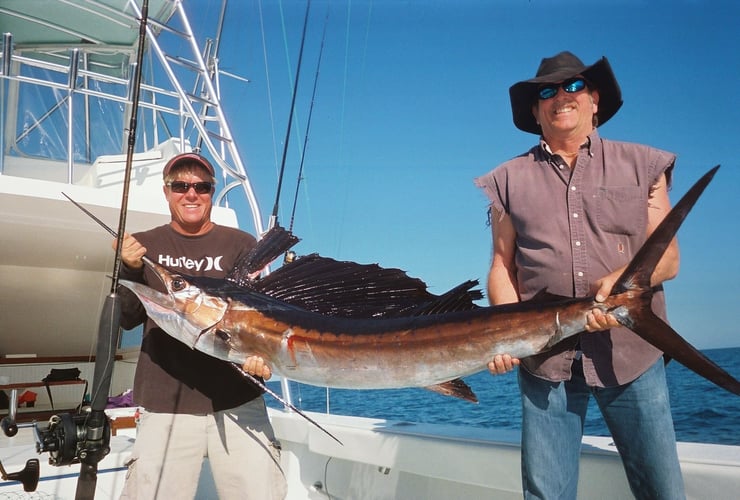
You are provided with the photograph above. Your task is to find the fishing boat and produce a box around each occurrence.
[1,1,738,498]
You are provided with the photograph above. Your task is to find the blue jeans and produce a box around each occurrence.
[518,358,685,500]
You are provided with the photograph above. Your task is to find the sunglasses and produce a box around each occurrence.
[538,77,587,100]
[167,181,214,194]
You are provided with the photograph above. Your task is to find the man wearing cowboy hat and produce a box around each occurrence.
[475,52,684,499]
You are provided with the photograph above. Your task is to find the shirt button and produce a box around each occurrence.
[573,213,579,218]
[571,186,577,191]
[575,241,581,246]
[577,272,584,277]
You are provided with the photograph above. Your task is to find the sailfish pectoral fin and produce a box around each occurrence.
[631,310,740,396]
[426,378,478,403]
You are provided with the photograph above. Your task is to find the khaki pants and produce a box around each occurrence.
[119,397,286,500]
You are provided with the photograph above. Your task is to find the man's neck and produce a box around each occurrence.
[546,136,588,156]
[543,130,593,167]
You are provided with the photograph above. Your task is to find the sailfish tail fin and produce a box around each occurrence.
[629,310,740,395]
[612,165,720,294]
[610,165,740,395]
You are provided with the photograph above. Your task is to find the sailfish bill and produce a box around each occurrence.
[120,165,740,401]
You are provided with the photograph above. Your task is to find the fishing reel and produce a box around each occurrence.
[34,411,111,467]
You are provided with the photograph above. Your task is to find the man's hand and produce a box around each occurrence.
[487,354,520,375]
[585,271,622,332]
[113,233,147,269]
[585,307,621,332]
[243,356,272,380]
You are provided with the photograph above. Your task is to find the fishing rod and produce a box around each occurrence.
[30,2,151,499]
[62,192,343,446]
[270,0,311,229]
[1,3,148,495]
[288,6,329,234]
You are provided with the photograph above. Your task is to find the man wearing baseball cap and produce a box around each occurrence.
[115,152,286,499]
[476,52,684,499]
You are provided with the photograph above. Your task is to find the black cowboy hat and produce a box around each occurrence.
[509,51,623,135]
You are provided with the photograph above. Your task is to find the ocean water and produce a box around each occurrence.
[266,347,740,446]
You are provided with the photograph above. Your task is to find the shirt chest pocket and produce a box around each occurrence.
[594,186,644,236]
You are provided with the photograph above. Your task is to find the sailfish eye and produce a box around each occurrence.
[171,277,187,291]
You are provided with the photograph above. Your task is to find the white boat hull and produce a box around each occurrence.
[269,409,740,500]
[2,408,739,499]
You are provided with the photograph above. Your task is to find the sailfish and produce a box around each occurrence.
[114,166,738,401]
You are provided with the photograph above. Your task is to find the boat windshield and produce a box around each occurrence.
[10,63,127,163]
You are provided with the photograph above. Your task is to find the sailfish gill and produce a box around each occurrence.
[119,166,740,402]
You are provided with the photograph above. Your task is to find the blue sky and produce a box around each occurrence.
[184,0,739,349]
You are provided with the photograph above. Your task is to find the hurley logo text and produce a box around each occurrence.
[157,254,224,272]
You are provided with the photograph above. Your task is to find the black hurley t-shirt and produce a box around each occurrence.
[119,224,262,413]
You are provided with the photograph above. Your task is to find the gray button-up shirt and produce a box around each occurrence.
[475,130,676,387]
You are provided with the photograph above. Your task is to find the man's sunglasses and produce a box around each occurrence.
[167,181,214,194]
[537,77,587,100]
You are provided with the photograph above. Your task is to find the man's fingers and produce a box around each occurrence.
[487,354,518,375]
[244,356,272,380]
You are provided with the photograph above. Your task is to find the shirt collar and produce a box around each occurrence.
[539,131,596,160]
